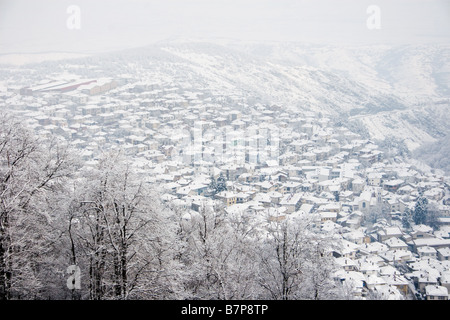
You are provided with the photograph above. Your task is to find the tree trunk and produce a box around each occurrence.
[0,214,12,300]
[121,245,127,298]
[0,242,8,300]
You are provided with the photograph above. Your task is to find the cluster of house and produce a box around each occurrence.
[332,223,450,299]
[2,73,450,300]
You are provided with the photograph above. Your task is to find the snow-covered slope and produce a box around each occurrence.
[154,42,409,117]
[145,41,450,171]
[152,41,449,148]
[6,40,448,169]
[0,52,90,66]
[229,42,450,101]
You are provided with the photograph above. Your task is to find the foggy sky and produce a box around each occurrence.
[0,0,449,54]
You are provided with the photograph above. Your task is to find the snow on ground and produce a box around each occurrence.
[358,111,436,151]
[0,52,90,66]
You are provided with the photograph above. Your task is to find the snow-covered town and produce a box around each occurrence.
[1,66,450,300]
[1,0,450,304]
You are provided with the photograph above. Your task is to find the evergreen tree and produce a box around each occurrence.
[207,174,228,198]
[333,191,340,202]
[402,208,412,230]
[216,173,227,193]
[413,196,428,225]
[207,175,217,197]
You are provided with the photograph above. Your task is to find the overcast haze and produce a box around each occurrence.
[0,0,449,54]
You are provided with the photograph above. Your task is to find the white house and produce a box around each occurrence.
[425,285,448,300]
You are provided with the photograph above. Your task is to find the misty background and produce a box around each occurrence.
[0,0,449,54]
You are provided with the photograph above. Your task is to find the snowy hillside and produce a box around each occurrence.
[0,52,91,66]
[140,41,449,159]
[229,42,450,102]
[156,42,409,116]
[3,40,449,171]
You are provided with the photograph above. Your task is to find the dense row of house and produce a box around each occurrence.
[2,73,450,300]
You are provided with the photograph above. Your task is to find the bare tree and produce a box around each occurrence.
[68,150,182,299]
[0,113,78,299]
[258,217,307,300]
[299,234,341,300]
[176,202,263,299]
[257,214,339,300]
